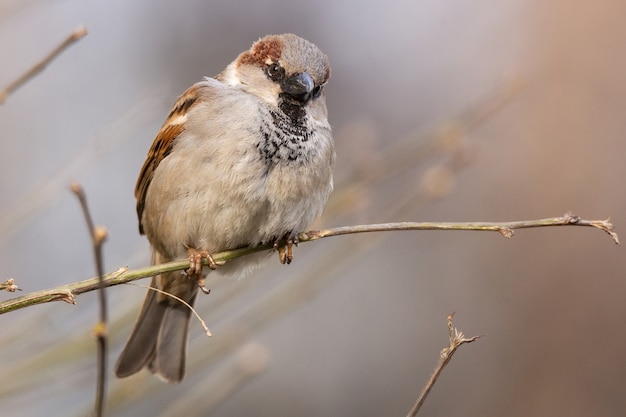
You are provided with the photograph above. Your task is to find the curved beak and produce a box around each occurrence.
[281,72,314,99]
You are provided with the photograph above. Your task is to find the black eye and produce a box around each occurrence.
[311,85,323,99]
[266,63,284,81]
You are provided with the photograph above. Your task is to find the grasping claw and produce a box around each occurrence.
[196,277,211,295]
[186,247,218,276]
[274,233,299,264]
[186,247,217,294]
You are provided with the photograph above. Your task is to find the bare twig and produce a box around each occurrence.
[303,212,619,243]
[406,313,480,417]
[70,182,108,417]
[0,25,88,104]
[0,212,617,315]
[0,278,21,292]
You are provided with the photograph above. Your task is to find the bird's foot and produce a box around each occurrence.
[273,233,299,264]
[187,247,217,275]
[186,247,217,294]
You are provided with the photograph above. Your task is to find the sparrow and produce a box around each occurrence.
[114,34,335,383]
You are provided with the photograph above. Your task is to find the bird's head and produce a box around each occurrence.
[219,34,331,116]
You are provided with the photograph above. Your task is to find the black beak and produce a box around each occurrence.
[281,72,314,100]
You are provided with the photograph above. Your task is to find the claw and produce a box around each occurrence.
[196,277,211,295]
[286,239,293,264]
[277,245,288,264]
[274,234,296,265]
[187,247,217,277]
[186,247,217,295]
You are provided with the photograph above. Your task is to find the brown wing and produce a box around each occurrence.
[134,86,202,234]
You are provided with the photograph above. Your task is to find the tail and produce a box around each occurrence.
[115,255,198,383]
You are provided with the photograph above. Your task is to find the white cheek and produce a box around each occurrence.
[220,64,278,107]
[256,88,278,107]
[219,63,241,87]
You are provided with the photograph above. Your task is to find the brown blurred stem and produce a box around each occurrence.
[0,25,88,104]
[406,313,480,417]
[70,182,108,417]
[0,211,617,315]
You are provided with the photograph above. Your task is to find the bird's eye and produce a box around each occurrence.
[266,63,284,81]
[311,85,323,99]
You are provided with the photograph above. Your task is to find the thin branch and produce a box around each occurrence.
[0,25,88,104]
[70,182,108,417]
[303,211,619,243]
[0,212,617,315]
[406,313,480,417]
[0,278,21,292]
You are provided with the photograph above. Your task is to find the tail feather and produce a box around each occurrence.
[114,276,164,377]
[149,300,195,382]
[115,267,198,383]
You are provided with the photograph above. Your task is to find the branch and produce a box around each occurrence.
[0,212,617,315]
[70,183,108,417]
[0,25,88,104]
[302,211,619,243]
[406,313,480,417]
[0,278,21,292]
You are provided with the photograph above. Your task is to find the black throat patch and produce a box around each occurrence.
[256,101,312,167]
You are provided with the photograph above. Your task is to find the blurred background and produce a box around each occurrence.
[1,0,625,416]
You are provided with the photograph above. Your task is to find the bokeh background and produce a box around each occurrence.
[1,1,625,416]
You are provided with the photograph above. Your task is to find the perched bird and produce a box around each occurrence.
[115,34,335,383]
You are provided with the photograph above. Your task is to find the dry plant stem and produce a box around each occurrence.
[0,25,88,104]
[70,182,107,417]
[0,212,617,315]
[303,212,619,244]
[0,278,20,292]
[406,314,480,417]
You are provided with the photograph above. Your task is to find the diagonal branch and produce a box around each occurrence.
[0,25,88,104]
[406,313,480,417]
[0,212,617,315]
[0,278,21,292]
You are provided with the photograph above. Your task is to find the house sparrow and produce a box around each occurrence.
[115,34,335,383]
